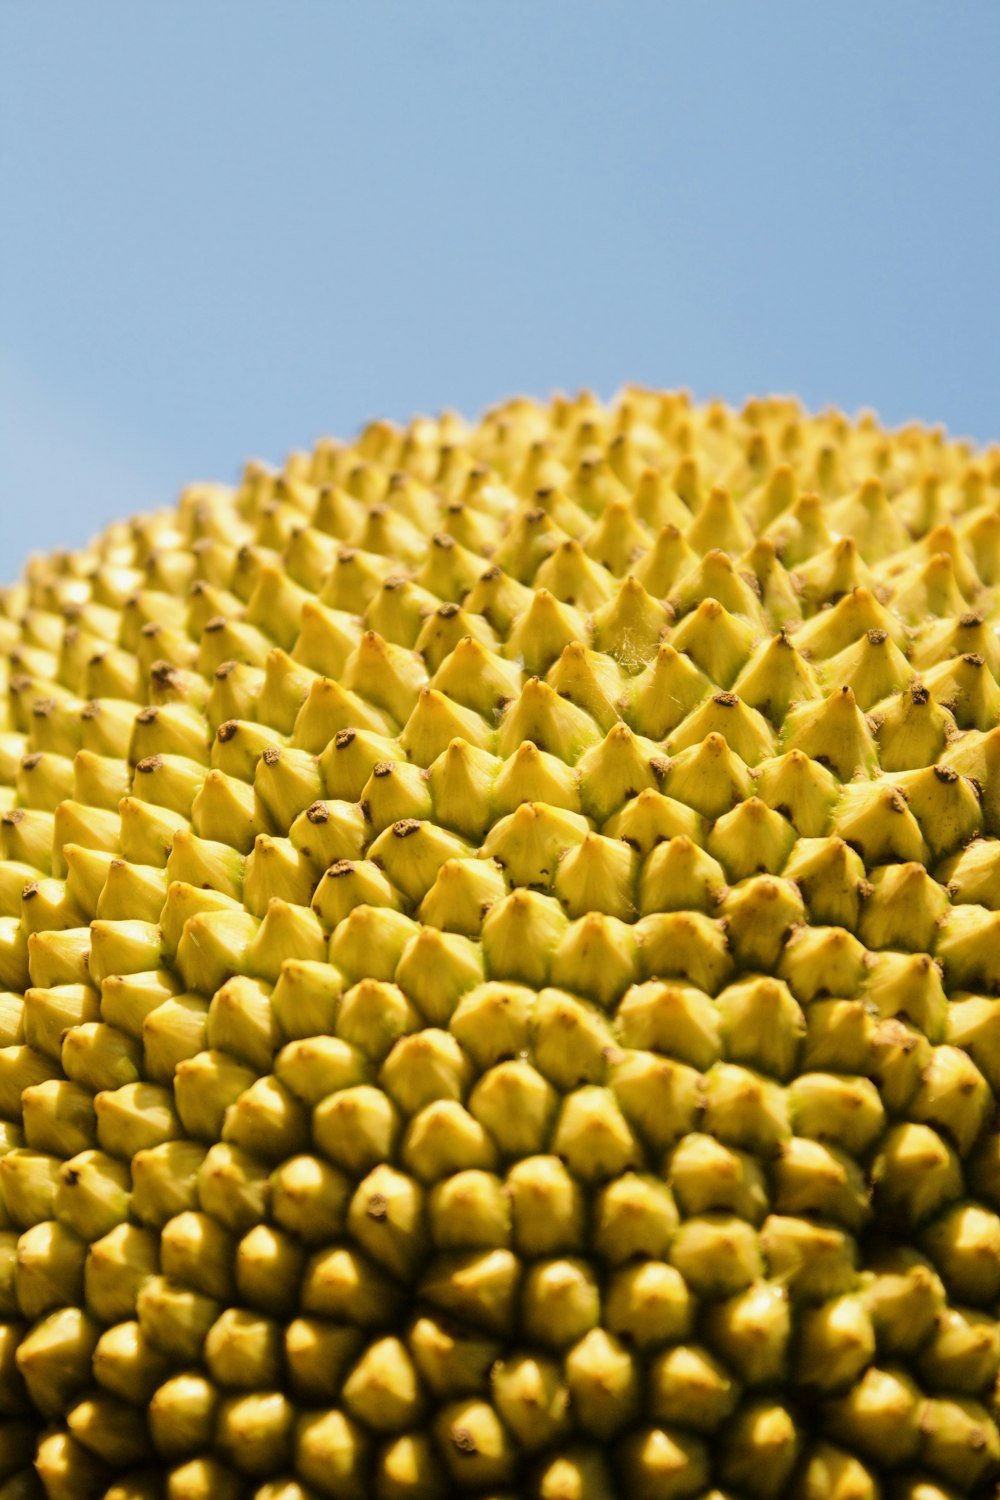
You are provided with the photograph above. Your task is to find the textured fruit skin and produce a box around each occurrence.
[1,390,1000,1498]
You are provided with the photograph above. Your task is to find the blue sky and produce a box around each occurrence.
[2,3,999,570]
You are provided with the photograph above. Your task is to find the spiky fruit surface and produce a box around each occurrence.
[2,390,1000,1499]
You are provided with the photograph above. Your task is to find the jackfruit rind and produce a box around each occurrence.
[2,389,1000,1497]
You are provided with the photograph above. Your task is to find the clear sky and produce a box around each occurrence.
[2,2,999,571]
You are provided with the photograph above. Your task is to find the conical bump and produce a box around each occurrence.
[2,386,1000,1496]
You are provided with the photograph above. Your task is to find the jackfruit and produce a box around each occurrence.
[1,388,1000,1498]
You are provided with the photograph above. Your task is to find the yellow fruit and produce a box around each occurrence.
[1,388,1000,1496]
